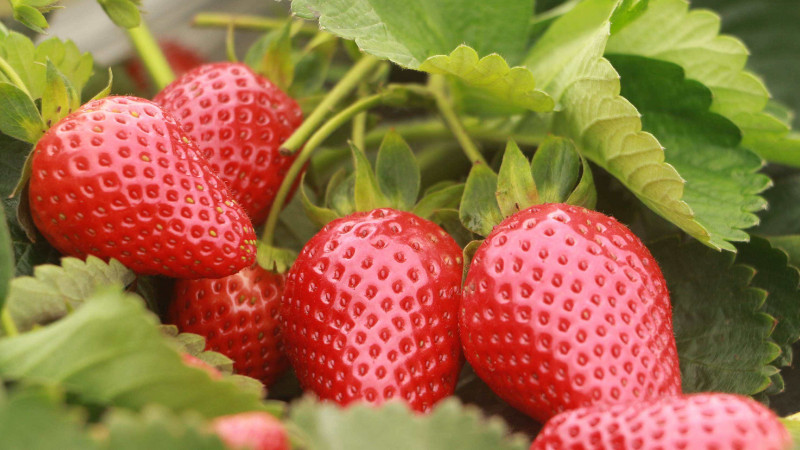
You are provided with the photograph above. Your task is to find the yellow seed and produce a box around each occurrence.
[156,224,163,230]
[131,111,139,118]
[141,155,151,162]
[186,196,194,204]
[209,230,217,237]
[182,136,190,144]
[196,184,204,191]
[216,207,223,213]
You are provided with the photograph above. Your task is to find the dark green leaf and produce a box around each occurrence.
[2,197,61,277]
[0,286,275,418]
[650,238,780,395]
[758,175,800,236]
[102,406,225,450]
[459,164,502,237]
[0,82,46,143]
[42,59,80,129]
[609,0,649,34]
[495,140,537,217]
[291,34,338,97]
[531,136,580,205]
[289,397,529,450]
[299,174,339,228]
[413,184,464,221]
[769,236,800,269]
[0,206,13,310]
[351,142,388,212]
[432,208,473,249]
[376,131,420,211]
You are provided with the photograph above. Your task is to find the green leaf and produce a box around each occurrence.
[524,0,711,249]
[299,174,339,228]
[0,286,275,418]
[413,184,464,221]
[35,38,94,99]
[0,385,98,450]
[351,142,388,212]
[262,21,294,92]
[41,59,80,129]
[565,155,598,210]
[757,175,800,236]
[291,0,533,67]
[531,136,582,205]
[650,238,780,396]
[736,237,800,369]
[11,4,49,34]
[0,206,13,310]
[609,0,649,34]
[289,397,529,450]
[609,54,769,250]
[327,171,357,218]
[419,45,554,114]
[375,131,420,211]
[256,242,298,274]
[90,67,114,102]
[495,140,537,217]
[2,198,61,277]
[98,0,142,29]
[0,82,46,143]
[291,33,337,98]
[102,406,225,450]
[459,164,502,237]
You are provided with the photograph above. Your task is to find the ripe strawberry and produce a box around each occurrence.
[281,208,463,412]
[531,393,792,450]
[154,62,303,225]
[125,40,205,92]
[168,264,288,387]
[29,96,257,278]
[212,412,289,450]
[461,203,681,422]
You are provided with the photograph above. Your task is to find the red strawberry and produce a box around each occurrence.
[461,203,680,422]
[168,264,288,387]
[531,393,792,450]
[29,95,257,278]
[154,62,303,225]
[281,208,463,412]
[212,412,289,450]
[125,40,205,92]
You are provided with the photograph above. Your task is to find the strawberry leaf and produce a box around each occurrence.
[459,164,502,237]
[97,0,141,29]
[375,131,420,211]
[41,59,80,130]
[413,184,464,221]
[608,54,769,250]
[650,237,781,396]
[101,406,226,450]
[496,140,537,217]
[262,21,294,92]
[757,174,800,236]
[35,38,94,99]
[0,83,46,144]
[10,4,50,34]
[289,397,529,450]
[0,206,13,310]
[0,286,278,417]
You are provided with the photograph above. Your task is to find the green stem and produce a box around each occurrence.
[261,91,392,246]
[0,55,32,98]
[280,55,381,155]
[1,308,18,337]
[192,13,317,35]
[126,22,175,90]
[225,23,239,62]
[351,84,369,149]
[428,74,487,165]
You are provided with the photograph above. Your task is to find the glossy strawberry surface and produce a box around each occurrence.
[168,264,288,387]
[281,208,463,412]
[531,393,792,450]
[154,62,303,225]
[461,204,681,422]
[29,96,257,278]
[212,412,289,450]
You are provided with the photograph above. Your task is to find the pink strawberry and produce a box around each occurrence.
[461,203,681,422]
[531,393,792,450]
[29,96,257,278]
[212,412,289,450]
[154,62,303,225]
[281,208,463,412]
[168,265,288,387]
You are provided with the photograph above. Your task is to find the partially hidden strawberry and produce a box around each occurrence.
[530,393,793,450]
[29,95,257,278]
[154,62,303,225]
[212,412,289,450]
[168,264,288,387]
[125,40,205,92]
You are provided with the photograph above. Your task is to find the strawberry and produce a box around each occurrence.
[125,40,205,92]
[212,412,289,450]
[154,62,304,225]
[530,393,792,450]
[460,203,681,422]
[281,208,464,412]
[168,264,288,387]
[29,95,257,278]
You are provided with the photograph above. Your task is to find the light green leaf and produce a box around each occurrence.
[291,0,533,68]
[98,0,142,29]
[35,38,94,99]
[650,238,780,396]
[420,46,553,114]
[0,83,46,144]
[0,206,13,310]
[351,142,389,212]
[102,406,225,450]
[459,164,502,237]
[256,242,298,274]
[289,397,529,450]
[413,184,464,221]
[524,0,711,248]
[0,32,37,94]
[42,59,80,129]
[495,140,537,217]
[609,0,649,33]
[375,131,420,211]
[0,286,275,418]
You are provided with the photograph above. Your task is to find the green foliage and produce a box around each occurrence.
[97,0,142,29]
[290,397,529,450]
[245,21,295,91]
[0,83,45,143]
[101,406,225,450]
[496,140,537,217]
[41,60,80,129]
[0,206,12,310]
[7,0,60,33]
[530,136,596,209]
[375,131,420,211]
[459,164,502,236]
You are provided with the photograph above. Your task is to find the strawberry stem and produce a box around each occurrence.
[429,74,487,165]
[351,83,369,150]
[192,13,317,35]
[126,21,175,91]
[280,55,381,156]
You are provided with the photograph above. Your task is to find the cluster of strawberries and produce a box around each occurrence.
[28,59,791,449]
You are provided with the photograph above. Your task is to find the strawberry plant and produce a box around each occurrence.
[1,0,800,448]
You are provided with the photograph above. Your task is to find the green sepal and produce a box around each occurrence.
[11,4,49,34]
[431,209,473,248]
[531,136,596,208]
[42,59,80,129]
[328,171,357,217]
[97,0,142,29]
[299,173,340,228]
[565,155,597,210]
[459,164,502,237]
[90,67,114,102]
[462,239,483,284]
[413,184,464,221]
[351,142,390,212]
[256,241,298,274]
[0,82,46,144]
[496,139,537,217]
[376,130,420,211]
